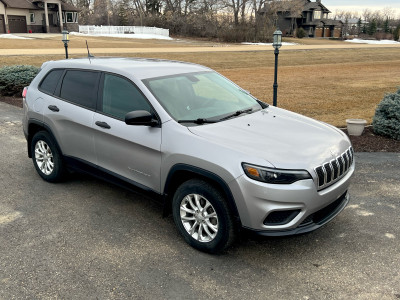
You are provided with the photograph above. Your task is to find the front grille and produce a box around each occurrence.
[314,147,354,190]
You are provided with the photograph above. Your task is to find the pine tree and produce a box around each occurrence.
[362,24,367,34]
[357,18,362,35]
[146,0,161,14]
[118,0,130,26]
[383,18,390,33]
[367,19,377,36]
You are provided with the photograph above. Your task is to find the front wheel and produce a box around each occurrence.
[172,179,236,253]
[31,131,65,182]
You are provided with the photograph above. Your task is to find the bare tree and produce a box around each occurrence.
[382,7,395,20]
[362,8,372,22]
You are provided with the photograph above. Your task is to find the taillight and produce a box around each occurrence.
[22,87,28,98]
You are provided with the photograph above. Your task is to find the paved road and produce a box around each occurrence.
[1,42,399,56]
[0,102,399,299]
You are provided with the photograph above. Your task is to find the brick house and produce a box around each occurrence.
[0,0,79,34]
[261,0,343,38]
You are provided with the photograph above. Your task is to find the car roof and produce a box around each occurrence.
[41,57,211,80]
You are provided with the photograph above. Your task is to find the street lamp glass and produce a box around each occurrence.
[273,29,282,49]
[62,30,69,43]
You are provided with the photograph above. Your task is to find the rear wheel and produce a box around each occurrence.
[31,131,65,182]
[172,179,236,253]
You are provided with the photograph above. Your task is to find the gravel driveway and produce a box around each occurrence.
[0,102,399,299]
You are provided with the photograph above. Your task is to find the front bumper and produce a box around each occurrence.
[229,164,354,233]
[244,191,349,236]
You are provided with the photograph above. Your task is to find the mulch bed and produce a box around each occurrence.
[342,126,400,153]
[1,96,399,152]
[1,96,23,108]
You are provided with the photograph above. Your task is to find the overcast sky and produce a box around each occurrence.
[322,0,400,15]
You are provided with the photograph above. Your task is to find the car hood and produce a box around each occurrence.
[188,107,351,170]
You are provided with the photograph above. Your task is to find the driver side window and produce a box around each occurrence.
[101,74,150,120]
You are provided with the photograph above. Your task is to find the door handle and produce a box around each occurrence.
[95,121,111,129]
[48,105,59,112]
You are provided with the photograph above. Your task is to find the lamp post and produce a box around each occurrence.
[62,30,69,59]
[272,29,282,107]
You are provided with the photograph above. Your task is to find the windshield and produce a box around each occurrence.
[143,71,263,123]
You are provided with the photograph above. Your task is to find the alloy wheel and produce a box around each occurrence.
[180,194,219,242]
[34,140,54,175]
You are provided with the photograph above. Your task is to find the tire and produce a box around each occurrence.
[172,179,236,253]
[31,131,65,182]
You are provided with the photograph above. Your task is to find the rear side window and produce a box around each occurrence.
[39,69,64,95]
[60,70,99,109]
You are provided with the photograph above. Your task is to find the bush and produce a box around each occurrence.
[373,88,400,140]
[0,65,40,97]
[296,27,306,39]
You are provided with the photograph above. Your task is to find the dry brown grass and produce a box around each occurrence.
[0,36,399,127]
[0,34,218,49]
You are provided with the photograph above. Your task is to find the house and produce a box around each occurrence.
[337,18,368,36]
[261,0,343,38]
[0,0,79,34]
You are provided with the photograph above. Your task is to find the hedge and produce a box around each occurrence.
[0,65,40,97]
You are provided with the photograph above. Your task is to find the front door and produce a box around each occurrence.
[93,73,162,192]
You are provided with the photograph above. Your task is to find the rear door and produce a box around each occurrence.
[92,73,162,192]
[41,69,100,165]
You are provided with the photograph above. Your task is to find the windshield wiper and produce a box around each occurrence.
[178,108,254,125]
[219,108,253,121]
[178,118,218,125]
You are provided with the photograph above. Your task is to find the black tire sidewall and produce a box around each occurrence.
[31,131,64,182]
[172,179,234,253]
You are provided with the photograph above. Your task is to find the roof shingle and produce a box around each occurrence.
[1,0,79,11]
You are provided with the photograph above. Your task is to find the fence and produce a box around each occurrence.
[79,25,169,37]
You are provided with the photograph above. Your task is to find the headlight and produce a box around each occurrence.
[242,163,311,184]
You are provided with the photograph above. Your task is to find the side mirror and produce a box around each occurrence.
[125,110,159,127]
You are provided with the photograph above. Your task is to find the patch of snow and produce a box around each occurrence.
[70,32,173,40]
[242,42,298,46]
[0,34,32,39]
[345,38,400,45]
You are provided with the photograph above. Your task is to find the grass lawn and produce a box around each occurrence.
[1,36,399,127]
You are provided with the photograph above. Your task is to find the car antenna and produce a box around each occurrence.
[86,40,94,63]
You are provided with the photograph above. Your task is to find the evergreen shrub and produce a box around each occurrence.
[373,88,400,140]
[296,27,306,39]
[0,65,40,97]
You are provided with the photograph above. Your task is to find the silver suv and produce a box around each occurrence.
[23,58,354,253]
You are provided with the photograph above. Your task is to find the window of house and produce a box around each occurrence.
[101,74,151,120]
[30,13,35,23]
[63,12,78,23]
[314,10,321,19]
[60,70,100,109]
[66,12,73,23]
[323,13,328,19]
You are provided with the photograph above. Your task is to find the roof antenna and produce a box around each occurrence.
[86,40,94,63]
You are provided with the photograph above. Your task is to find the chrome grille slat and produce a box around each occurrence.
[314,147,354,190]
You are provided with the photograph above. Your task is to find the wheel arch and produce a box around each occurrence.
[163,164,241,226]
[27,120,63,158]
